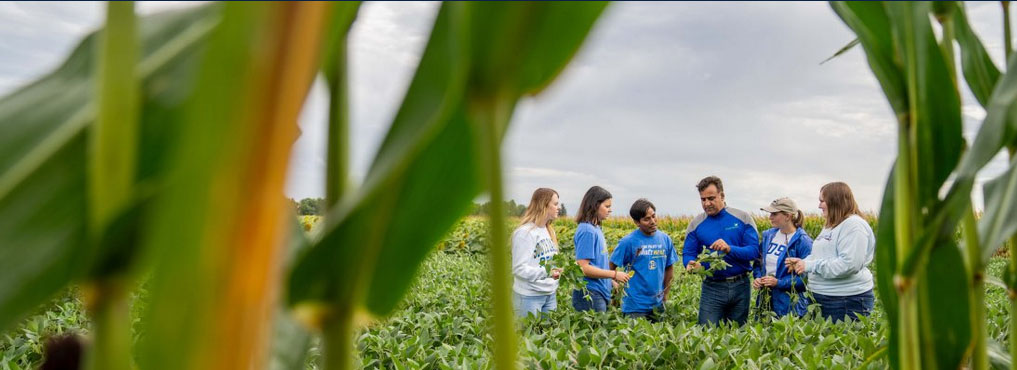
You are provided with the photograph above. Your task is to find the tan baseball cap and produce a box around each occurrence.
[761,197,798,214]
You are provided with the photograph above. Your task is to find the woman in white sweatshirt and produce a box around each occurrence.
[511,188,563,318]
[785,182,876,322]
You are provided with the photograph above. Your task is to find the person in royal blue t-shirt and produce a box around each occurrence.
[610,198,678,322]
[683,176,760,326]
[572,186,630,312]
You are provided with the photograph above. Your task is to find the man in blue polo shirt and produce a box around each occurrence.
[683,176,759,326]
[610,199,678,322]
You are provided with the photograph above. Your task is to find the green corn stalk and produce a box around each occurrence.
[86,3,138,370]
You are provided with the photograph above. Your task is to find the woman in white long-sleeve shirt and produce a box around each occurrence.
[785,182,875,322]
[511,188,563,318]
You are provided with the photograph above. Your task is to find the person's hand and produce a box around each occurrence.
[761,276,778,288]
[613,270,630,283]
[785,257,806,274]
[686,260,702,272]
[550,268,562,280]
[709,239,731,253]
[752,278,763,289]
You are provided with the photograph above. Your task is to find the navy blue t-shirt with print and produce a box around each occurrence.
[574,222,612,299]
[610,230,678,313]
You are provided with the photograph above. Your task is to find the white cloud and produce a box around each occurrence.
[2,1,1013,216]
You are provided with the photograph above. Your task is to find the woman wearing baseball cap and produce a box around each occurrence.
[753,197,813,318]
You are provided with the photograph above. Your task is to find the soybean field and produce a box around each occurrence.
[5,215,1012,369]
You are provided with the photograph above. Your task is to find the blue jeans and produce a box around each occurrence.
[698,274,750,326]
[812,290,874,322]
[512,292,556,318]
[571,288,609,312]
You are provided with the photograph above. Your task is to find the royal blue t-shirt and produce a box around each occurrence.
[574,222,612,299]
[610,230,678,313]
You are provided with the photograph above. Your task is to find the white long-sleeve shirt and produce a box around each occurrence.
[511,223,559,296]
[803,215,876,296]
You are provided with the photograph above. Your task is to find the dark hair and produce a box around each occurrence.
[696,176,724,194]
[629,198,656,222]
[576,186,612,225]
[821,182,861,228]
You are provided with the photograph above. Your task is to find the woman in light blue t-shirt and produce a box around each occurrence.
[571,186,630,312]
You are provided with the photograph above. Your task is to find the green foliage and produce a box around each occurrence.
[297,198,326,216]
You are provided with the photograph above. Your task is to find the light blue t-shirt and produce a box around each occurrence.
[574,222,612,299]
[610,230,678,313]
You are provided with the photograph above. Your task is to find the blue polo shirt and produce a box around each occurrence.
[681,207,760,280]
[610,230,678,313]
[574,222,612,299]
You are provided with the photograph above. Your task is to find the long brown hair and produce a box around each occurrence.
[575,186,612,226]
[520,188,559,245]
[821,182,861,228]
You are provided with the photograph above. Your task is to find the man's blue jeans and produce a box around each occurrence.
[571,288,609,312]
[698,274,750,326]
[812,290,874,322]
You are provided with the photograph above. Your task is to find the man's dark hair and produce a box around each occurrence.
[629,198,656,222]
[575,186,613,225]
[696,176,724,194]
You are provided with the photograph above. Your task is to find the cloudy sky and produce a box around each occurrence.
[1,2,1011,216]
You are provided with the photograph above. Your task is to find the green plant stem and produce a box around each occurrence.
[87,279,132,370]
[87,3,138,370]
[894,116,921,370]
[1009,150,1017,370]
[472,96,517,370]
[90,0,138,231]
[964,207,988,370]
[322,304,354,370]
[1005,2,1013,64]
[324,10,353,212]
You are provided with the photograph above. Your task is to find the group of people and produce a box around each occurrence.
[510,176,876,325]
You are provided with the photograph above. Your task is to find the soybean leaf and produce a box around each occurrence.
[979,157,1017,262]
[954,3,1001,108]
[0,4,216,332]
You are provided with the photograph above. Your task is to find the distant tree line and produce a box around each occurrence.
[290,197,566,218]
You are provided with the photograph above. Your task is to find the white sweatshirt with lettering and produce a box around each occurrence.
[511,223,560,296]
[803,215,876,296]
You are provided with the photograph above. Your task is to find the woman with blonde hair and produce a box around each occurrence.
[511,188,563,317]
[785,182,876,322]
[753,197,813,318]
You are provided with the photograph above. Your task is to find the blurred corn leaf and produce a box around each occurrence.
[885,2,963,212]
[0,4,217,332]
[139,2,328,369]
[954,3,1001,107]
[980,158,1017,262]
[829,2,907,116]
[288,1,607,316]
